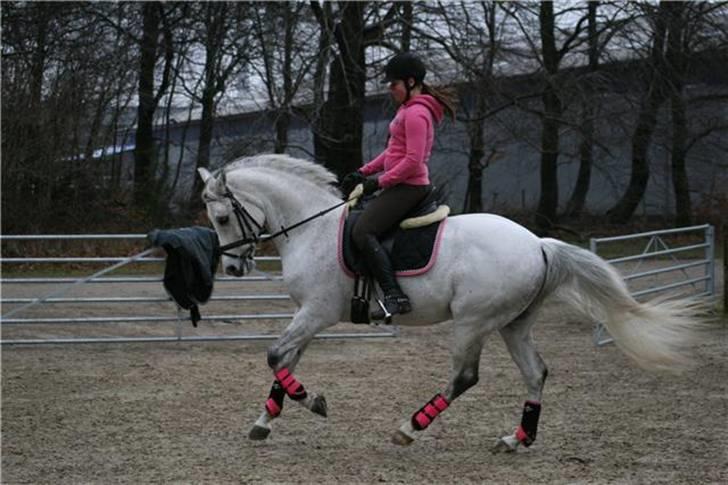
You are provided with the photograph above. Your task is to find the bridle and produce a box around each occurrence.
[217,188,265,259]
[215,185,354,260]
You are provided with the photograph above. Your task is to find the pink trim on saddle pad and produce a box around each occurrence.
[396,218,447,277]
[336,206,447,278]
[337,206,356,279]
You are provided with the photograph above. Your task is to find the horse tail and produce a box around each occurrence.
[538,237,706,372]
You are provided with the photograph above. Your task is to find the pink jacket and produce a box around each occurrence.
[359,94,444,188]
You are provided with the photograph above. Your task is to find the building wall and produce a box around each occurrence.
[155,80,727,220]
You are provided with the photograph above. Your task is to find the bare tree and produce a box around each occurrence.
[415,2,512,213]
[2,2,140,231]
[133,2,176,210]
[250,2,318,154]
[564,1,599,218]
[182,2,254,209]
[309,2,400,179]
[668,2,728,225]
[607,1,684,223]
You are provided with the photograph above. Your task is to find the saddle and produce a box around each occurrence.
[338,188,449,323]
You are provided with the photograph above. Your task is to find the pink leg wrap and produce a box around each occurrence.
[274,368,308,401]
[264,380,285,417]
[411,394,450,431]
[265,398,282,417]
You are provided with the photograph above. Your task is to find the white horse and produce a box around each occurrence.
[198,154,703,451]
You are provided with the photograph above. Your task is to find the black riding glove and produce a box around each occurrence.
[362,177,380,195]
[341,171,365,197]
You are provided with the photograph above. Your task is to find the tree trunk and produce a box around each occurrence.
[316,2,366,179]
[607,2,673,224]
[565,1,598,218]
[671,92,690,226]
[463,92,487,213]
[665,3,690,225]
[191,87,216,210]
[310,2,333,163]
[274,111,290,154]
[133,2,160,209]
[274,4,295,154]
[535,1,561,234]
[401,2,413,51]
[537,89,561,232]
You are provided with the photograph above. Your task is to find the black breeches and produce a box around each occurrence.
[352,184,430,251]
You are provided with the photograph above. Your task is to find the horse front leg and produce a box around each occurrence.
[248,308,334,441]
[392,323,485,446]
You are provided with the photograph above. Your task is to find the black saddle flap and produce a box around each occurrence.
[341,210,442,276]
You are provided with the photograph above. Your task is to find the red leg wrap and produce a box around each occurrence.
[411,394,450,431]
[274,368,308,401]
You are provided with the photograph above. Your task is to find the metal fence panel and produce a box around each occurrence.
[0,234,398,345]
[589,224,715,346]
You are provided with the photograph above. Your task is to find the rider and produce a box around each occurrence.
[341,52,456,316]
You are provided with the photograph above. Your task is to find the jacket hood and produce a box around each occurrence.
[406,94,445,124]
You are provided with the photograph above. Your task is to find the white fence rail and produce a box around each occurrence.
[0,234,397,345]
[589,224,715,346]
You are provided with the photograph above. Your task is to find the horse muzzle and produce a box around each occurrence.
[223,254,255,277]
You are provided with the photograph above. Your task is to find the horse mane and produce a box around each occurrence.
[221,154,342,197]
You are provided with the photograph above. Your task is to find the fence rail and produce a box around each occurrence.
[0,233,397,345]
[589,224,715,346]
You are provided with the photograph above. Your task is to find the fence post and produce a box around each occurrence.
[706,225,715,296]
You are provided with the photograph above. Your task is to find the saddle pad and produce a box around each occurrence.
[337,206,447,278]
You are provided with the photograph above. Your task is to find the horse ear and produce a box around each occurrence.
[215,171,227,193]
[198,167,212,183]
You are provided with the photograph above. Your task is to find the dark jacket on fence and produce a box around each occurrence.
[147,226,219,326]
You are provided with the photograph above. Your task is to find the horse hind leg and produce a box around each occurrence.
[493,311,548,453]
[392,323,486,446]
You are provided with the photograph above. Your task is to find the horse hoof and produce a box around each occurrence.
[311,395,328,417]
[249,425,271,441]
[392,430,414,447]
[492,436,518,453]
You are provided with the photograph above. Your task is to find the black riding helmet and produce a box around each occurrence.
[381,52,427,86]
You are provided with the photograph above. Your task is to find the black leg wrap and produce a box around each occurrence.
[518,400,542,447]
[265,381,286,417]
[271,381,286,404]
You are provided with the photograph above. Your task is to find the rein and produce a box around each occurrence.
[217,188,353,257]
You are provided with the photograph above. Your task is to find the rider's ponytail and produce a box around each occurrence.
[422,83,457,120]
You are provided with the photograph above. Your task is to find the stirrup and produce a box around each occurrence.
[372,294,411,321]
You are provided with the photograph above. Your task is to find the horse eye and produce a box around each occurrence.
[217,215,229,225]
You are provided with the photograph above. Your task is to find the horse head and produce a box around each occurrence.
[198,167,265,277]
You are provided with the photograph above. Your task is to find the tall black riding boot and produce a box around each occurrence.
[361,235,411,318]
